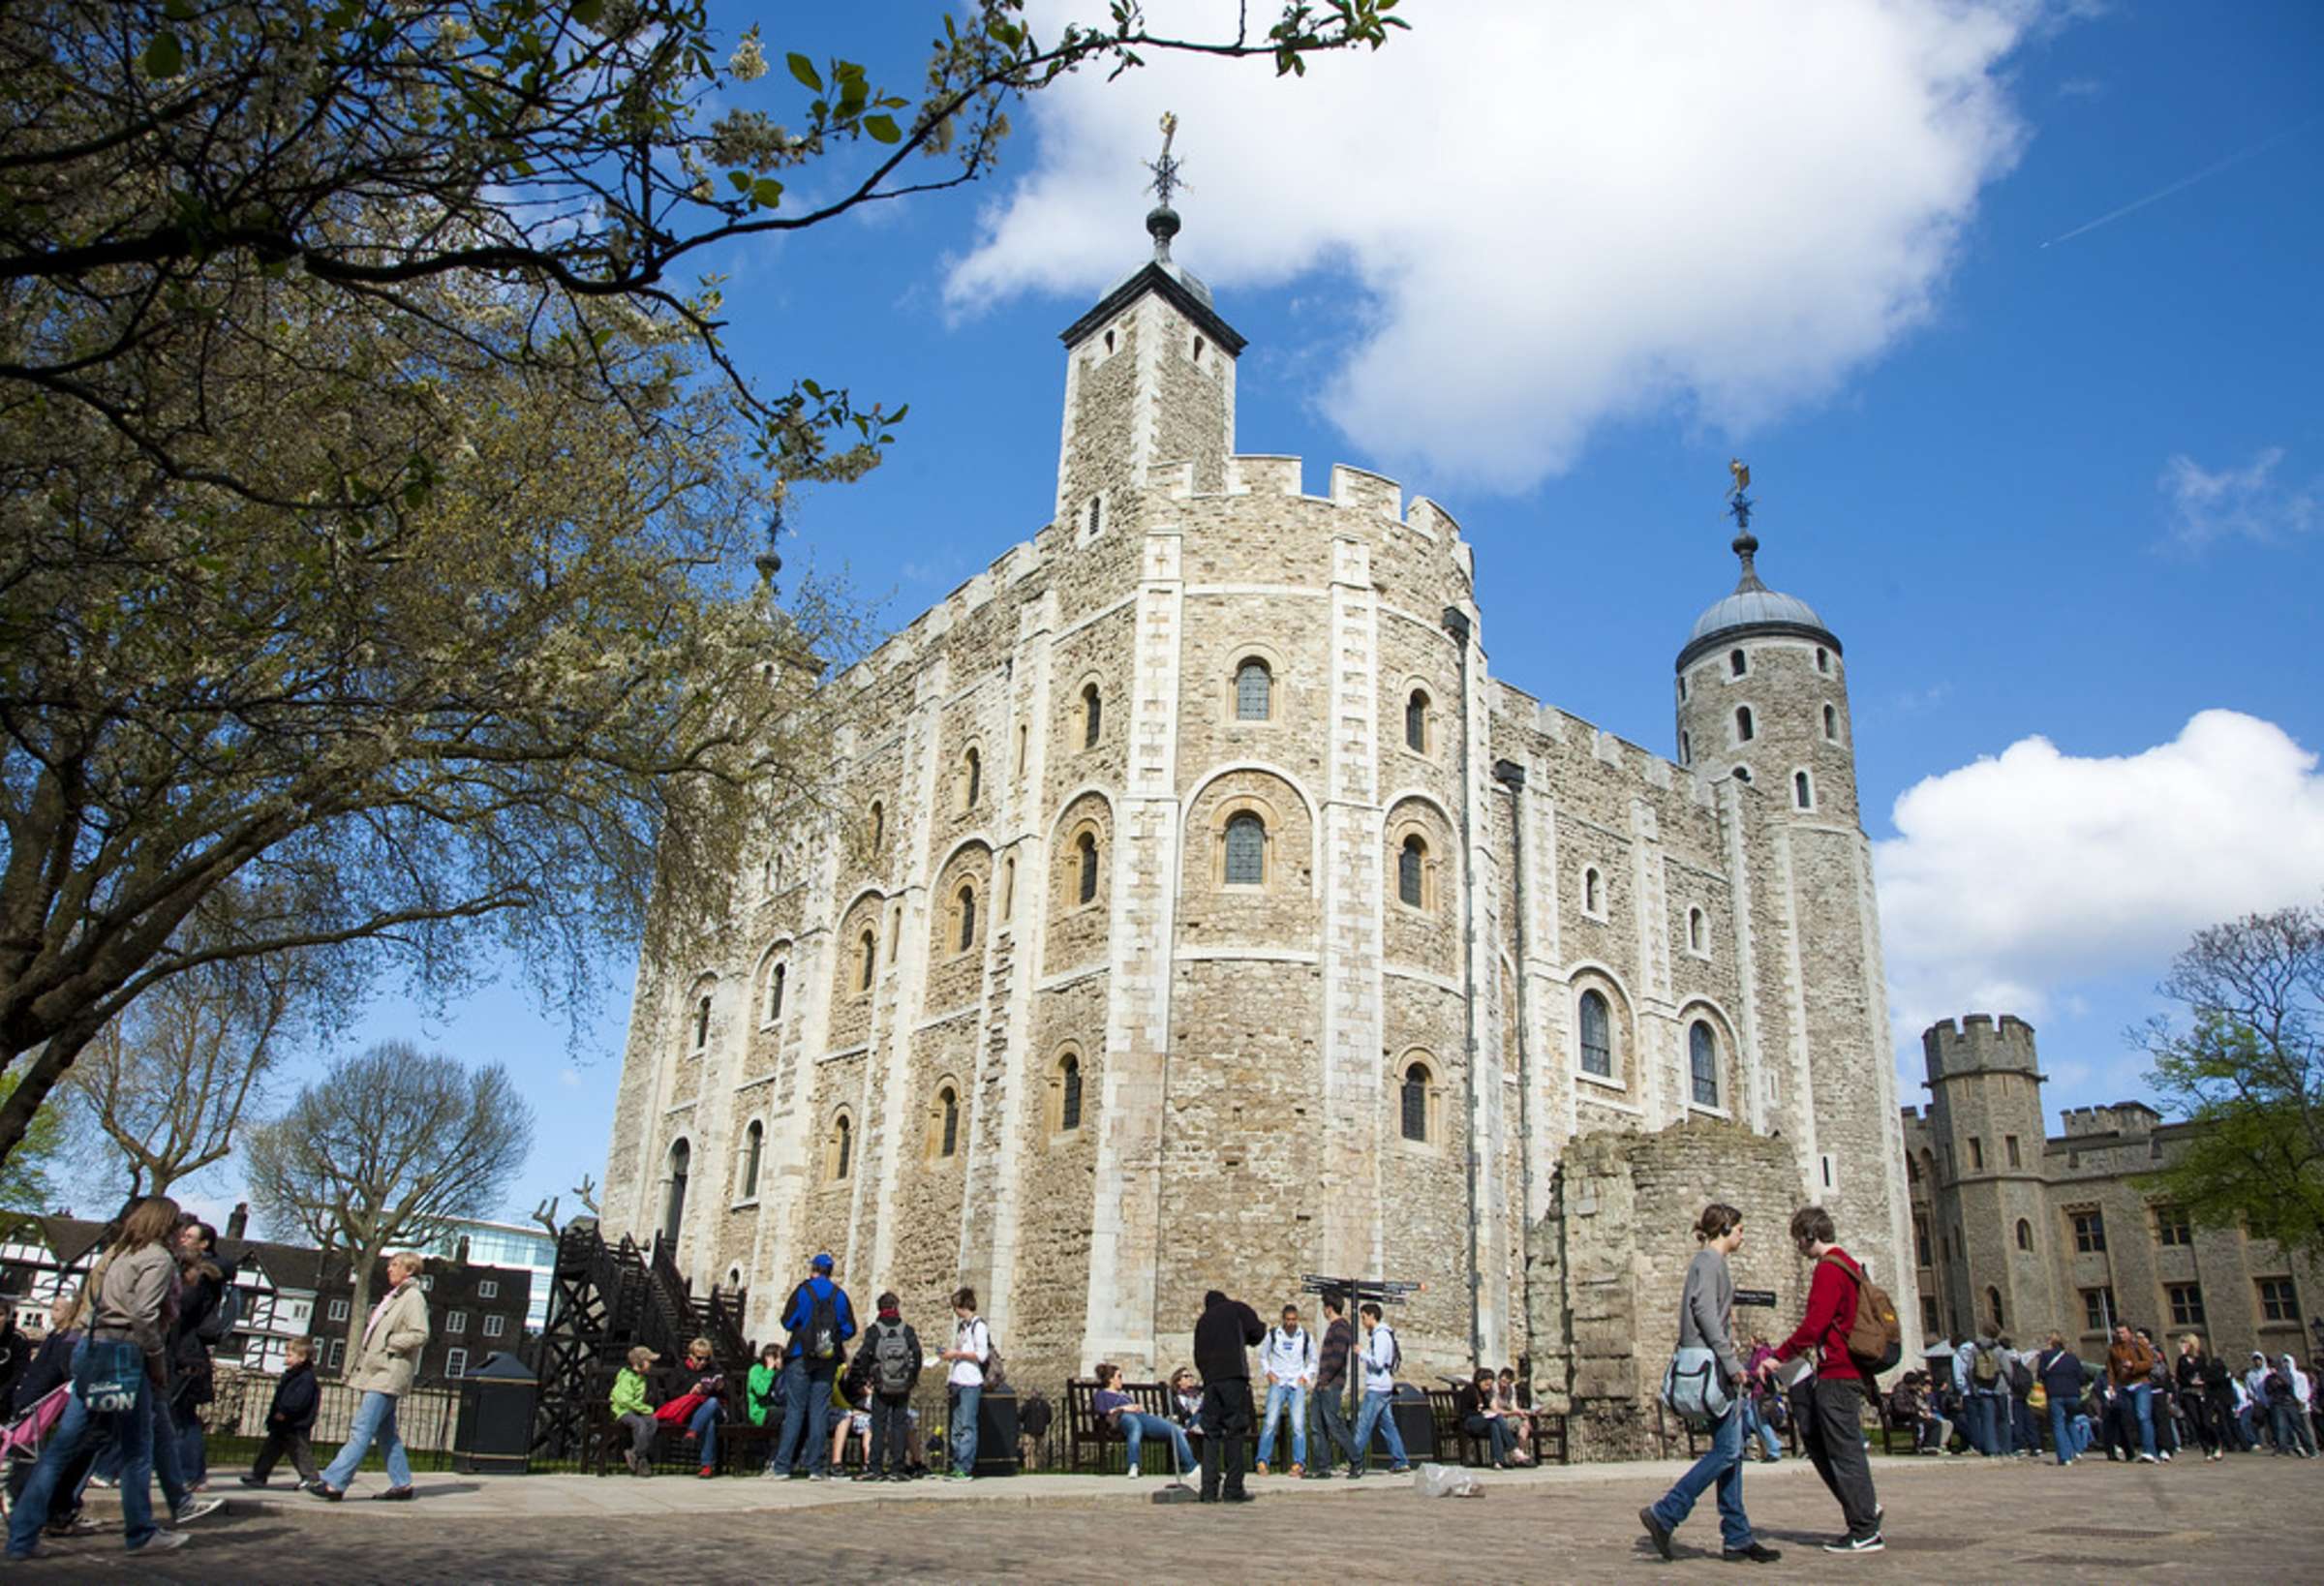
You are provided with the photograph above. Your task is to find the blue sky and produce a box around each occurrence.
[243,2,2323,1233]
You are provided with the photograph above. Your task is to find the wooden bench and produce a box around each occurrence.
[1424,1389,1570,1468]
[1061,1378,1179,1474]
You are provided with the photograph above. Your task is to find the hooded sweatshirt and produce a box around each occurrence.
[1193,1291,1264,1385]
[2281,1356,2313,1409]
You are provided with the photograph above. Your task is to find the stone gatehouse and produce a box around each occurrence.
[597,203,1919,1432]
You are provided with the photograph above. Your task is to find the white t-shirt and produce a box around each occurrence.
[949,1316,990,1388]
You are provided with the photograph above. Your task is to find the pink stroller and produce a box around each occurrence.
[0,1386,72,1520]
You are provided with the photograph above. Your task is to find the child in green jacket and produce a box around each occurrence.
[747,1343,783,1428]
[611,1346,658,1476]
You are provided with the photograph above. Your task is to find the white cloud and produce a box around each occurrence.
[1875,711,2324,1038]
[2159,447,2319,551]
[945,0,2044,491]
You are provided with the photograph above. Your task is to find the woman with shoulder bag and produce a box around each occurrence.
[1640,1205,1780,1566]
[5,1196,190,1560]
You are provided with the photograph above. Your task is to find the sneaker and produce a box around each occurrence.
[171,1497,225,1525]
[1639,1507,1674,1562]
[698,1466,715,1479]
[237,1475,269,1488]
[1124,1463,1140,1479]
[1823,1532,1884,1554]
[809,1471,836,1482]
[43,1516,99,1538]
[89,1475,118,1490]
[1388,1464,1413,1476]
[131,1530,193,1554]
[2138,1452,2158,1463]
[1723,1542,1783,1564]
[2159,1450,2173,1462]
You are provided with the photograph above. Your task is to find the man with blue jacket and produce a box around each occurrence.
[764,1254,857,1479]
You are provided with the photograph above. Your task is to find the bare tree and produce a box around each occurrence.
[246,1040,535,1364]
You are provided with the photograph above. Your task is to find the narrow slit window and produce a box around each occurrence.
[766,962,786,1023]
[1687,907,1705,953]
[1582,867,1602,915]
[1083,684,1102,748]
[1077,831,1100,905]
[957,885,976,952]
[858,930,876,991]
[1059,1052,1084,1132]
[1823,703,1838,741]
[938,1087,960,1157]
[741,1120,763,1199]
[1735,705,1755,743]
[1729,649,1747,678]
[1793,770,1813,809]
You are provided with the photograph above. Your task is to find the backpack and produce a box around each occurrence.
[1971,1345,2003,1388]
[796,1282,841,1361]
[873,1322,915,1396]
[1376,1325,1401,1376]
[197,1282,241,1346]
[1819,1253,1902,1376]
[2006,1353,2033,1395]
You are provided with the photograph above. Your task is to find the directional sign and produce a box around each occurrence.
[1733,1288,1779,1308]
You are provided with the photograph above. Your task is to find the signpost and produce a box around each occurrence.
[1300,1274,1424,1469]
[1733,1289,1778,1309]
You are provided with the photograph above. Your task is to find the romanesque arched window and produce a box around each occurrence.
[1400,1059,1431,1143]
[1077,830,1100,905]
[1405,688,1430,753]
[857,929,877,992]
[936,1084,960,1158]
[662,1139,689,1244]
[1398,835,1426,908]
[1735,705,1755,743]
[868,800,884,852]
[764,961,786,1024]
[1082,683,1102,747]
[1687,907,1706,955]
[1235,658,1271,720]
[1582,867,1603,916]
[2015,1219,2034,1251]
[740,1120,763,1200]
[1689,1020,1720,1109]
[1578,990,1612,1079]
[691,992,712,1053]
[1729,648,1747,678]
[1793,769,1814,809]
[1823,703,1838,741]
[1058,1052,1084,1133]
[956,883,977,953]
[1224,811,1266,886]
[959,747,982,812]
[830,1113,852,1181]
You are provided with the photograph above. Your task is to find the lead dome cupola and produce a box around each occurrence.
[1676,491,1838,671]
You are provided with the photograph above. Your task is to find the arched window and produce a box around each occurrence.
[1793,770,1814,809]
[741,1120,763,1199]
[1397,835,1426,908]
[936,1085,960,1158]
[2015,1219,2034,1252]
[1405,688,1429,753]
[868,801,885,852]
[1733,765,1753,784]
[1687,907,1706,954]
[1193,335,1207,365]
[1058,1052,1084,1133]
[1735,705,1755,743]
[857,929,877,992]
[831,1113,853,1181]
[1082,683,1102,747]
[1689,1021,1720,1108]
[765,961,786,1023]
[1582,867,1603,915]
[1015,721,1029,776]
[1400,1060,1430,1143]
[1578,990,1612,1078]
[959,747,981,811]
[1729,648,1747,678]
[956,884,977,952]
[1077,830,1100,905]
[1224,811,1266,886]
[1816,647,1830,674]
[691,993,712,1052]
[1822,703,1838,741]
[662,1139,689,1244]
[1235,658,1271,720]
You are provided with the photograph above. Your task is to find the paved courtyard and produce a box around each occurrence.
[19,1450,2323,1581]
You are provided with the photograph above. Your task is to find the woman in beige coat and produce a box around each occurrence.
[312,1252,431,1502]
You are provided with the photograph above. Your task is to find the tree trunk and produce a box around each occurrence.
[342,1236,389,1377]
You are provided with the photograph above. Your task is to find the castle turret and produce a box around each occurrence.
[1922,1015,2061,1341]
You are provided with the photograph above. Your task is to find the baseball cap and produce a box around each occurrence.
[811,1252,835,1272]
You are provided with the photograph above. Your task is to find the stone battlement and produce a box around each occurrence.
[1923,1013,2040,1080]
[2059,1101,2162,1139]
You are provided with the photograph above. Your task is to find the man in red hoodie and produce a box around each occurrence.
[1760,1205,1882,1555]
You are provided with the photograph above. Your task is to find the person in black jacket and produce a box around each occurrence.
[1191,1289,1264,1504]
[168,1218,232,1487]
[10,1299,81,1418]
[239,1339,322,1489]
[849,1293,922,1483]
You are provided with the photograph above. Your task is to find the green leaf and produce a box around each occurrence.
[887,404,908,422]
[750,178,783,209]
[162,0,196,19]
[572,0,605,24]
[727,169,751,192]
[142,32,184,77]
[786,52,822,92]
[863,114,901,144]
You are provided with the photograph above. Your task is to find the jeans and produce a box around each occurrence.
[687,1398,722,1467]
[1351,1388,1408,1472]
[1744,1396,1782,1459]
[1915,1414,1950,1451]
[2048,1398,2076,1464]
[1198,1379,1255,1498]
[2010,1395,2036,1453]
[1256,1381,1308,1467]
[170,1396,207,1484]
[1464,1412,1519,1467]
[7,1342,159,1556]
[1792,1378,1880,1540]
[2272,1401,2316,1455]
[868,1393,913,1477]
[1122,1411,1195,1476]
[2069,1413,2094,1456]
[617,1412,657,1463]
[321,1389,413,1491]
[1313,1385,1361,1474]
[767,1357,835,1475]
[1965,1392,2004,1454]
[1649,1399,1755,1553]
[2125,1382,2156,1457]
[949,1384,982,1476]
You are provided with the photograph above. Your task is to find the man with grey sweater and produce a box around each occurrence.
[1641,1204,1780,1565]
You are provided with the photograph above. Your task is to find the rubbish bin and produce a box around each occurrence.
[452,1351,536,1475]
[972,1388,1020,1477]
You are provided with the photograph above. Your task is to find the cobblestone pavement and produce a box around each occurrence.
[18,1450,2322,1581]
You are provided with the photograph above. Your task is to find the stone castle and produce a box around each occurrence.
[598,200,1919,1451]
[1905,1015,2322,1356]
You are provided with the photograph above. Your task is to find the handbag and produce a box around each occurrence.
[77,1336,145,1416]
[1661,1346,1732,1430]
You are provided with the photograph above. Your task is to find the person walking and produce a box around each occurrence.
[1192,1288,1265,1503]
[1253,1303,1314,1478]
[1347,1302,1413,1481]
[2035,1332,2087,1465]
[850,1292,922,1481]
[764,1254,856,1479]
[2176,1334,2229,1462]
[2104,1324,2159,1463]
[238,1337,323,1490]
[168,1218,232,1487]
[1305,1295,1362,1479]
[2274,1354,2317,1457]
[312,1251,431,1502]
[6,1197,192,1559]
[1641,1203,1780,1566]
[1761,1205,1882,1556]
[937,1287,991,1480]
